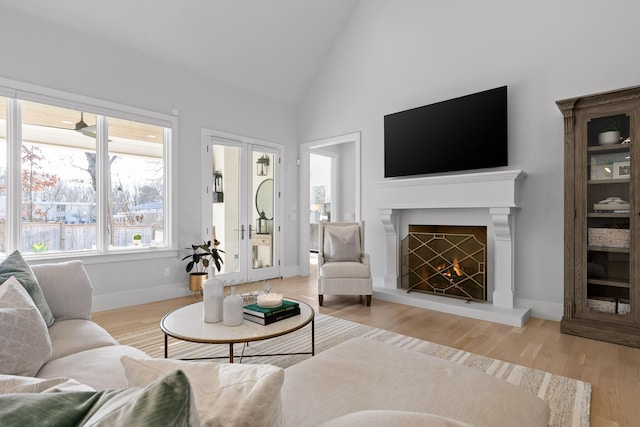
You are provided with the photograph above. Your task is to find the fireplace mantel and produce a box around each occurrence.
[374,169,530,326]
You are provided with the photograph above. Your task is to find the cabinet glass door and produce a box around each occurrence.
[584,114,632,317]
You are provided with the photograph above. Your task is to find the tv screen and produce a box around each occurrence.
[384,86,507,178]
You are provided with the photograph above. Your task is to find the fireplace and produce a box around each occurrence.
[373,169,531,326]
[401,225,487,301]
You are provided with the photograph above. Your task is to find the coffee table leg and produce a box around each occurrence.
[229,343,234,363]
[164,334,168,358]
[312,317,315,356]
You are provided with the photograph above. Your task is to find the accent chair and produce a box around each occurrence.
[317,221,372,306]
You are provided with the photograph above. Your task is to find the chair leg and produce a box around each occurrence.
[365,295,371,306]
[319,295,324,306]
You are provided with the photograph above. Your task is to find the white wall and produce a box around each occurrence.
[337,142,356,221]
[0,8,299,309]
[297,0,640,320]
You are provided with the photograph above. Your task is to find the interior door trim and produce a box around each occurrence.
[299,131,361,277]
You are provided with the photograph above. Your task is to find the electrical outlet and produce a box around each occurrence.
[164,267,171,277]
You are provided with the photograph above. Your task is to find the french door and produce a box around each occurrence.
[202,134,280,284]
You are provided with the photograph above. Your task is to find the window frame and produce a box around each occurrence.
[0,78,178,262]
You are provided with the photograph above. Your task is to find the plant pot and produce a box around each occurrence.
[188,272,208,293]
[598,130,621,145]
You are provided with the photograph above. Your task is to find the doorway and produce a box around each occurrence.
[309,152,335,252]
[202,129,282,284]
[299,132,361,276]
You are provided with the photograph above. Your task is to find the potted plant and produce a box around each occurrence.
[182,239,224,294]
[132,233,142,245]
[598,119,621,145]
[31,242,47,253]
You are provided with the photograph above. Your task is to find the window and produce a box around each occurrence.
[0,90,173,257]
[107,116,165,248]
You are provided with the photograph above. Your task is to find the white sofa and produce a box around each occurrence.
[30,260,150,390]
[1,259,550,426]
[282,337,551,427]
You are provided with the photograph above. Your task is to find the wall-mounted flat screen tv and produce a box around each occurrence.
[384,86,507,178]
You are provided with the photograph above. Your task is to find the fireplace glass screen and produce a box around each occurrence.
[401,225,487,301]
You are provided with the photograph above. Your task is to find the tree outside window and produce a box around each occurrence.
[15,100,167,254]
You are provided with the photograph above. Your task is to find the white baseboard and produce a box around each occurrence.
[92,282,191,313]
[91,265,307,313]
[281,264,304,278]
[515,297,563,322]
[92,270,564,326]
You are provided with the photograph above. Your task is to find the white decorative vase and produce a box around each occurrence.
[223,286,244,327]
[598,130,620,145]
[202,271,224,323]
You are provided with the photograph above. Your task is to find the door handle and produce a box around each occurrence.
[234,225,245,240]
[248,224,253,239]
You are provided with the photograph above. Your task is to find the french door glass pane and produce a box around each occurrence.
[21,101,97,253]
[107,117,165,248]
[252,151,274,270]
[212,144,241,274]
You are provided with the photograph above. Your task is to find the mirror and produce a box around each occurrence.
[256,179,274,220]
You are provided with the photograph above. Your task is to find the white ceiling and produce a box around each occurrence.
[0,0,358,106]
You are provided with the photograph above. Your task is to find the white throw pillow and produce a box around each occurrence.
[121,356,285,427]
[31,260,93,321]
[324,225,361,262]
[0,277,52,376]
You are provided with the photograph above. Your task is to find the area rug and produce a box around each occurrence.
[112,312,591,427]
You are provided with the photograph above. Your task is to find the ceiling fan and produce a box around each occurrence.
[73,112,97,138]
[28,111,97,138]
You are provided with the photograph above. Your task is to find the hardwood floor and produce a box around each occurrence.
[93,266,640,427]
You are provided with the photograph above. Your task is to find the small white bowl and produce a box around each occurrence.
[257,293,283,308]
[598,131,621,145]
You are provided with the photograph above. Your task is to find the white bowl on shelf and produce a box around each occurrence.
[257,293,283,308]
[598,131,621,145]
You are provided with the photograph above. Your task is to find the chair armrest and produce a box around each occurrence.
[360,253,370,266]
[30,260,93,321]
[317,255,325,279]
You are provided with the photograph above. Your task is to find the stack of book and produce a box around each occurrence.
[243,300,300,325]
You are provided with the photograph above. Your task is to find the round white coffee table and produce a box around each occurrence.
[160,298,314,363]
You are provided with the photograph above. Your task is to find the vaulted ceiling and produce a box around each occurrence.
[0,0,358,106]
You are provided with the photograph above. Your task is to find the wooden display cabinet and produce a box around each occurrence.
[557,86,640,347]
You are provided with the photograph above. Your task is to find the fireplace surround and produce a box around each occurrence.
[374,170,530,326]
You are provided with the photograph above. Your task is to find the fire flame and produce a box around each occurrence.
[419,257,466,289]
[452,256,463,276]
[436,256,463,278]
